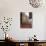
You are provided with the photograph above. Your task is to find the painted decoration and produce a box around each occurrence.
[29,0,43,8]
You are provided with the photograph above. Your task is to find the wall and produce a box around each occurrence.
[0,0,46,40]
